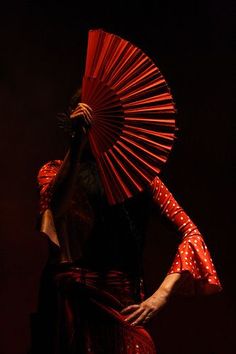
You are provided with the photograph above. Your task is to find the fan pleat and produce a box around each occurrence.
[80,29,176,204]
[112,145,146,188]
[123,93,173,106]
[117,139,161,174]
[104,45,136,81]
[103,152,132,199]
[124,125,175,141]
[93,121,120,142]
[109,149,143,191]
[125,117,175,124]
[109,58,155,90]
[122,129,172,152]
[119,135,166,164]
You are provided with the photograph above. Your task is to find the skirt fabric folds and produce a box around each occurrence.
[30,266,156,354]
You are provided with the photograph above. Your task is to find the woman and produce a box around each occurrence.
[31,99,222,354]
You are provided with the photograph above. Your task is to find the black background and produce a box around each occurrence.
[0,1,235,353]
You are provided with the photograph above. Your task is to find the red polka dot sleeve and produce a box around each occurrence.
[150,175,222,295]
[37,160,63,214]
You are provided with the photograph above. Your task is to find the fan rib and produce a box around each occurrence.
[117,140,160,176]
[120,136,166,163]
[109,149,143,191]
[113,145,151,186]
[122,129,173,152]
[103,152,132,199]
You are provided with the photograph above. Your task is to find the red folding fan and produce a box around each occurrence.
[79,29,176,205]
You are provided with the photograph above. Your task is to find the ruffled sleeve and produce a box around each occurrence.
[37,160,63,214]
[150,175,222,295]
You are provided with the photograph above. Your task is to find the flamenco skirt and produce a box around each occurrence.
[29,266,156,354]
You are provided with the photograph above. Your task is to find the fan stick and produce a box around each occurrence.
[117,140,160,176]
[109,149,143,191]
[124,125,175,141]
[103,152,132,199]
[122,129,173,152]
[113,145,152,185]
[120,136,166,164]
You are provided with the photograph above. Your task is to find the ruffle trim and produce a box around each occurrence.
[167,235,222,295]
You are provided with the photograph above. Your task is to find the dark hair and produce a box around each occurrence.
[57,87,82,135]
[69,87,82,111]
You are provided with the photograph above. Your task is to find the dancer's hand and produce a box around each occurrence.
[70,102,92,132]
[121,273,188,326]
[121,288,169,326]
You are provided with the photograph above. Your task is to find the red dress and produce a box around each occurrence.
[150,176,222,294]
[33,160,222,353]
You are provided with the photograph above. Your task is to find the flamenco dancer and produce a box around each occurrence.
[30,30,222,354]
